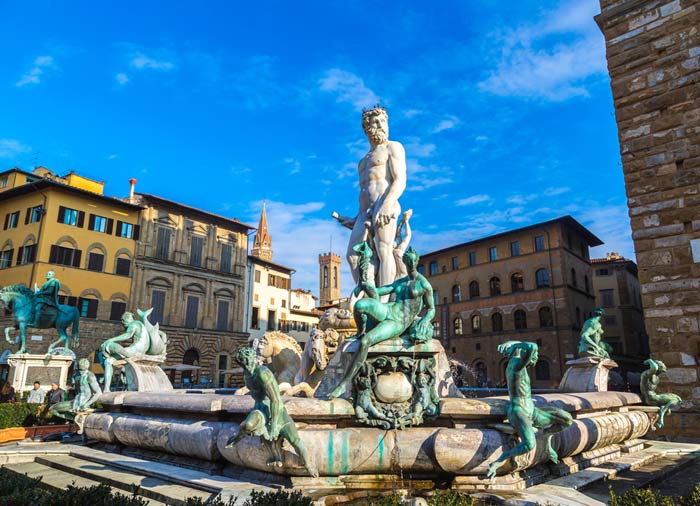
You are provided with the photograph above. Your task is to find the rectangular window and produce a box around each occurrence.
[600,289,615,308]
[26,205,42,224]
[190,236,204,267]
[87,252,105,272]
[0,177,7,188]
[220,243,232,273]
[510,241,520,256]
[88,214,110,233]
[109,301,127,321]
[185,296,199,328]
[116,221,134,239]
[489,247,498,262]
[156,227,171,260]
[58,295,78,307]
[451,256,459,270]
[267,310,276,331]
[0,249,13,269]
[151,290,166,324]
[49,245,82,267]
[469,251,477,266]
[281,299,286,308]
[534,235,545,252]
[429,261,438,276]
[78,298,98,319]
[115,257,131,276]
[57,206,84,227]
[251,307,259,329]
[3,211,20,230]
[254,269,261,283]
[16,244,37,265]
[596,268,610,276]
[417,264,425,275]
[216,300,230,331]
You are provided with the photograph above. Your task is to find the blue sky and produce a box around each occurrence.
[0,0,632,295]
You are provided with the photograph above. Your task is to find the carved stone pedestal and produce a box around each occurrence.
[7,353,74,393]
[113,354,172,392]
[559,357,618,393]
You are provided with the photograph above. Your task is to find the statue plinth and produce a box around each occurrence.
[7,353,74,392]
[559,356,618,393]
[112,353,172,392]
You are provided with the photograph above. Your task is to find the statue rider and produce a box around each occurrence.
[31,270,60,327]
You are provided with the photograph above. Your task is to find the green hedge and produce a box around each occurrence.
[0,402,41,430]
[609,485,700,506]
[367,491,475,505]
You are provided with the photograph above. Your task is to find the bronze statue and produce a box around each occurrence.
[578,308,612,359]
[641,358,682,429]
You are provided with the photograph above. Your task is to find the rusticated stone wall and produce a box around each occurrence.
[596,1,700,411]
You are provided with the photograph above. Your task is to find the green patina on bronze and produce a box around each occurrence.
[487,341,573,479]
[578,308,613,359]
[327,245,435,399]
[50,357,102,421]
[225,347,318,477]
[641,358,682,429]
[327,431,335,475]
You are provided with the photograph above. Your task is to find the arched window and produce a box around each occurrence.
[475,362,488,387]
[469,281,480,299]
[323,266,328,288]
[452,284,461,303]
[333,266,338,288]
[492,312,503,332]
[489,277,501,296]
[536,268,550,288]
[433,290,440,305]
[182,348,200,384]
[571,268,577,287]
[584,275,590,293]
[453,318,463,335]
[514,309,527,330]
[471,314,482,333]
[539,306,553,328]
[511,273,524,292]
[535,360,551,381]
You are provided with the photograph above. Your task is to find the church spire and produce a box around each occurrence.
[251,202,273,261]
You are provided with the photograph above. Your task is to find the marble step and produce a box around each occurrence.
[35,453,215,506]
[3,460,168,506]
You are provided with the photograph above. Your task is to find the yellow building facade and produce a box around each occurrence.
[0,167,141,321]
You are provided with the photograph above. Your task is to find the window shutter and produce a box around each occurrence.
[133,225,140,241]
[88,214,96,230]
[72,249,82,267]
[106,219,114,235]
[115,220,122,236]
[29,245,36,263]
[77,211,85,228]
[57,206,66,223]
[3,214,8,230]
[25,208,31,225]
[87,299,98,318]
[49,245,58,264]
[6,249,13,266]
[16,247,24,265]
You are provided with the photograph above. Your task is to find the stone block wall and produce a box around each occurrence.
[596,0,700,407]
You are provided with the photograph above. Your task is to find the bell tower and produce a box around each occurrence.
[319,252,342,305]
[251,202,273,261]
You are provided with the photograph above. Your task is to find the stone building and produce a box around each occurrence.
[128,191,254,387]
[318,251,342,306]
[420,216,602,388]
[596,0,700,430]
[591,252,649,371]
[244,205,319,347]
[0,167,141,362]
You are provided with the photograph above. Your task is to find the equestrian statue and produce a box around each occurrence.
[0,271,80,354]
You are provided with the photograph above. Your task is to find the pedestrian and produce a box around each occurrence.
[46,382,65,407]
[0,381,15,403]
[27,381,44,404]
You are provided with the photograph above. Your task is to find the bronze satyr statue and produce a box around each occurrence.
[641,358,682,429]
[487,341,573,479]
[226,347,318,477]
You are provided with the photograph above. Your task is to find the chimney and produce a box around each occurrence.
[129,178,137,200]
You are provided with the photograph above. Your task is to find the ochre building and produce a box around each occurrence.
[420,216,602,388]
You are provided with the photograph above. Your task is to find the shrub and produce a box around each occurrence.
[608,485,700,506]
[366,491,476,506]
[0,402,41,429]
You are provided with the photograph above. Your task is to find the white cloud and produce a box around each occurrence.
[130,53,175,71]
[475,135,489,142]
[107,154,118,160]
[0,139,31,158]
[115,73,129,85]
[578,203,636,261]
[318,69,380,111]
[284,157,302,175]
[402,109,422,119]
[544,186,571,196]
[456,194,491,206]
[16,55,56,87]
[432,115,460,133]
[406,160,453,192]
[404,136,436,158]
[478,0,606,101]
[506,193,538,205]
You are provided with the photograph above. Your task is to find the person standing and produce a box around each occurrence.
[0,381,15,403]
[46,382,65,407]
[27,381,44,403]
